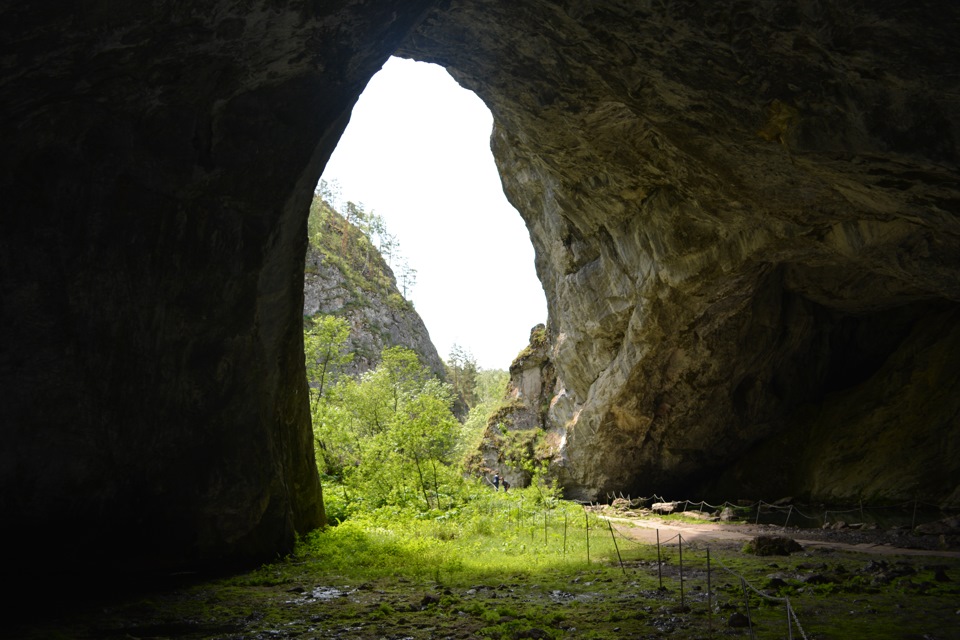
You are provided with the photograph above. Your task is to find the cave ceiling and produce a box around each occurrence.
[399,0,960,502]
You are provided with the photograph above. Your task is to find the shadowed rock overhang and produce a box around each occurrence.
[398,0,960,504]
[1,0,958,581]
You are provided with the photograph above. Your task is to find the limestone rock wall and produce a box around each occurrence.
[477,324,558,488]
[0,0,437,576]
[4,0,960,582]
[400,0,960,503]
[303,244,446,380]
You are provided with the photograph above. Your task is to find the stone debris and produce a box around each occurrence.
[742,535,803,556]
[652,502,679,515]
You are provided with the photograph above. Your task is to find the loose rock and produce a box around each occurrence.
[742,535,803,556]
[728,612,751,628]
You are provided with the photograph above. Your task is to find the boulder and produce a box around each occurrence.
[720,507,740,522]
[742,535,803,556]
[652,502,679,515]
[915,516,960,535]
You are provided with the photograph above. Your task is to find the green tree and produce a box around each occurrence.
[363,211,402,269]
[458,368,509,464]
[304,315,353,409]
[375,345,433,411]
[304,314,352,475]
[445,344,479,409]
[398,259,417,298]
[307,194,332,250]
[316,178,341,208]
[475,369,509,406]
[388,380,460,509]
[314,346,462,511]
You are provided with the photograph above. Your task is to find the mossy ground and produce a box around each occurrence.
[11,496,960,639]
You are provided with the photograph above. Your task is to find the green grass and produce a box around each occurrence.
[297,489,623,585]
[11,487,960,639]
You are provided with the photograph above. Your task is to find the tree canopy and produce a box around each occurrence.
[311,343,464,513]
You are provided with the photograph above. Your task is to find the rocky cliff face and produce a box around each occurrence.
[1,0,437,577]
[400,0,960,504]
[476,324,559,489]
[4,0,960,581]
[302,220,445,379]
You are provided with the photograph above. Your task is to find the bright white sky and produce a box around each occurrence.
[320,57,547,371]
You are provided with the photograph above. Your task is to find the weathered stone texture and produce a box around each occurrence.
[303,244,446,379]
[479,324,559,488]
[1,0,437,575]
[3,0,960,581]
[400,0,960,503]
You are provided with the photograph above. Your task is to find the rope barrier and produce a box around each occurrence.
[610,526,680,548]
[497,491,955,639]
[574,513,813,639]
[617,495,957,519]
[740,577,756,640]
[620,526,810,639]
[712,554,791,604]
[788,598,809,640]
[712,549,809,639]
[607,520,807,640]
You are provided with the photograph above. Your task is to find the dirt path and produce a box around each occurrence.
[605,515,960,558]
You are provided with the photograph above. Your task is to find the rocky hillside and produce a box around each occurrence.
[302,199,445,379]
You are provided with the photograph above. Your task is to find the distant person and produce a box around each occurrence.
[493,473,500,491]
[502,479,510,492]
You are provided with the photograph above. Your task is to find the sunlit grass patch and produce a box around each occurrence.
[16,491,960,640]
[295,487,638,586]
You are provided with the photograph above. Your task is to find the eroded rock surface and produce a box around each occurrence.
[3,0,960,582]
[304,245,445,378]
[476,324,559,488]
[400,0,960,503]
[303,234,445,380]
[1,0,438,576]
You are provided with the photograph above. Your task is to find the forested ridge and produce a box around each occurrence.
[303,183,443,379]
[306,183,416,310]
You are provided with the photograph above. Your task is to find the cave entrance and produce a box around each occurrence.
[317,56,546,370]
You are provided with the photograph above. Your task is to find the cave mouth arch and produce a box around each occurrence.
[5,0,960,590]
[315,56,546,371]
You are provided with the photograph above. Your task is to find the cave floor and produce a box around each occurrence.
[10,519,960,640]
